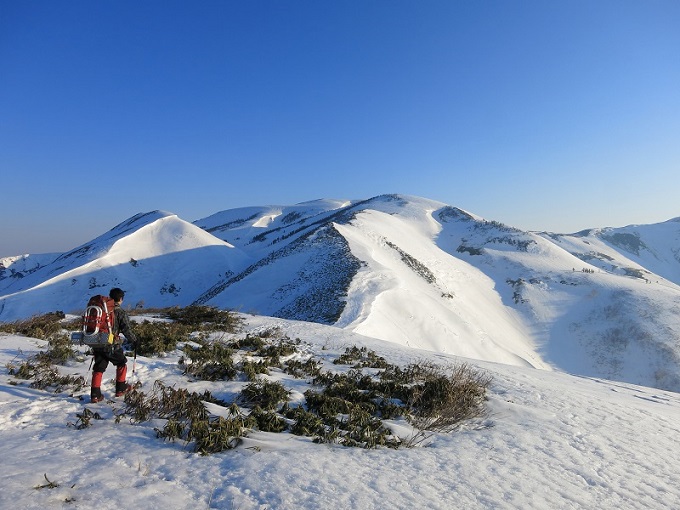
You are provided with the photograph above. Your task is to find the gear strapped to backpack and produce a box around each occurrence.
[79,295,116,348]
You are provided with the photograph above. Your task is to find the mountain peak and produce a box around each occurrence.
[2,196,680,393]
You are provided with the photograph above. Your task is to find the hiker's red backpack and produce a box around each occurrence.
[80,295,116,347]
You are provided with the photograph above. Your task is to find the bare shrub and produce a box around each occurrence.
[164,305,242,331]
[250,405,287,432]
[8,357,85,393]
[407,362,492,432]
[0,311,65,339]
[78,333,493,454]
[37,334,78,365]
[182,342,237,381]
[0,312,78,364]
[118,381,251,455]
[134,320,194,356]
[334,345,390,368]
[240,380,290,410]
[241,360,269,381]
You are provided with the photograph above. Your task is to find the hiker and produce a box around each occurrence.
[90,287,139,403]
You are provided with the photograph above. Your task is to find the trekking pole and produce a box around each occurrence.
[132,344,137,374]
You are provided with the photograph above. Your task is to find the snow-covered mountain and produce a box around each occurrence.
[2,194,680,391]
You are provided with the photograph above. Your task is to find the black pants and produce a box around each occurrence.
[92,345,127,373]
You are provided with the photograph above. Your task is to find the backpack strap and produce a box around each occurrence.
[103,299,116,344]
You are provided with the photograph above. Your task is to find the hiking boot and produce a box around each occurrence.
[90,372,104,403]
[115,383,133,397]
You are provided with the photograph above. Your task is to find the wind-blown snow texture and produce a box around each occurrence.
[2,194,680,392]
[2,315,680,509]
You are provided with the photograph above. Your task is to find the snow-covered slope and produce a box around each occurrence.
[2,195,680,392]
[0,252,61,292]
[429,206,680,390]
[332,198,546,369]
[543,218,680,285]
[0,211,250,319]
[2,315,680,509]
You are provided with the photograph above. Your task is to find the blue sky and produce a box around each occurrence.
[1,0,679,256]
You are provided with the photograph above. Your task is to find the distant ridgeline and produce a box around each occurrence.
[1,195,680,392]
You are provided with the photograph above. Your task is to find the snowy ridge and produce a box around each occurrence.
[1,194,680,392]
[1,315,680,509]
[0,212,250,320]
